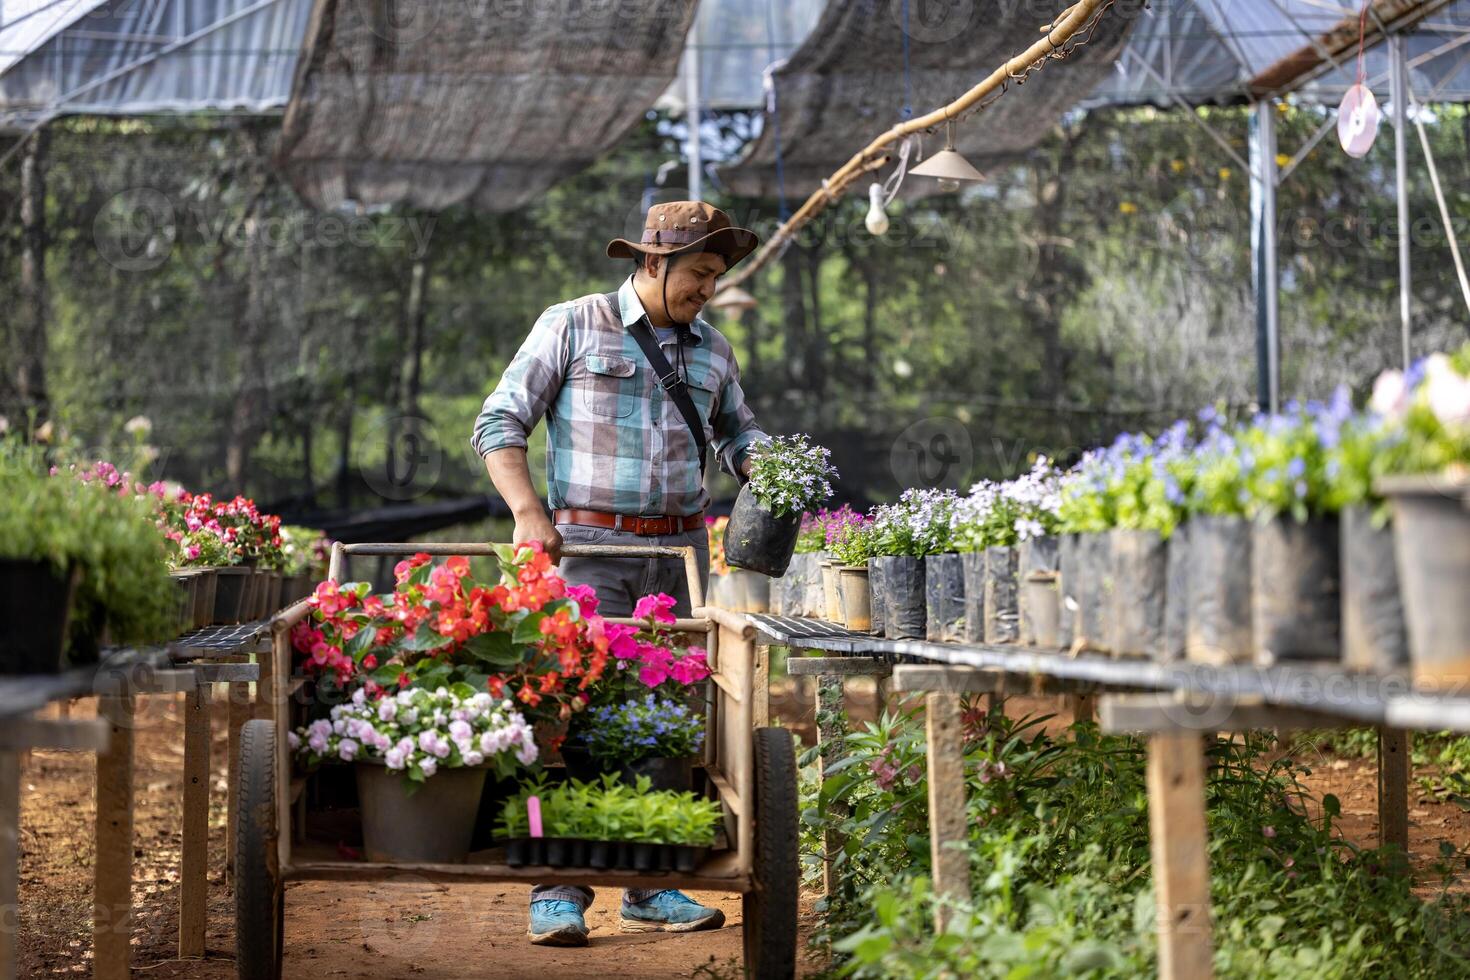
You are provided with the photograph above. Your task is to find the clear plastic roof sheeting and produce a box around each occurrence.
[655,0,826,112]
[1091,0,1470,107]
[274,0,697,214]
[718,0,1139,200]
[0,0,312,131]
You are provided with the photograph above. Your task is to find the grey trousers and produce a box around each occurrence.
[530,522,710,910]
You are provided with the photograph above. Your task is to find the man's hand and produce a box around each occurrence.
[740,455,754,479]
[513,510,563,564]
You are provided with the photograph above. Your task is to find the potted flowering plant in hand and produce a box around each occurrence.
[292,684,538,863]
[725,434,837,577]
[1371,347,1470,688]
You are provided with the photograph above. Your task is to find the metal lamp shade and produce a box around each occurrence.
[909,148,985,183]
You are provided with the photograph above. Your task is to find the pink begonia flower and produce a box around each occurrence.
[668,649,711,685]
[638,649,671,688]
[605,622,639,661]
[566,582,599,616]
[633,592,678,624]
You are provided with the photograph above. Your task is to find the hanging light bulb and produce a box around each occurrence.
[910,118,985,188]
[865,182,890,236]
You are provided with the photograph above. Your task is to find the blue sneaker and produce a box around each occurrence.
[528,899,589,947]
[619,890,726,934]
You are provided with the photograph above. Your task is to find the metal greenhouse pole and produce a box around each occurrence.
[1250,99,1282,413]
[1391,32,1413,367]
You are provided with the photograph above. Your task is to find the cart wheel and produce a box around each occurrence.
[236,719,284,980]
[742,727,798,980]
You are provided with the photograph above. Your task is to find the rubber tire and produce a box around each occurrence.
[742,727,798,980]
[236,719,284,980]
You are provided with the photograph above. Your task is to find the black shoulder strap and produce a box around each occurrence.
[603,292,708,476]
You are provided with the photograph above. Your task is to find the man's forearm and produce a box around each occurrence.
[484,448,546,519]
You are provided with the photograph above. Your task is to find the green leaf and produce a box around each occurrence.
[403,626,453,652]
[344,625,376,662]
[462,631,521,667]
[512,611,546,645]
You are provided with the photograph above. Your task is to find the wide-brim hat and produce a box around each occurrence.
[607,200,760,269]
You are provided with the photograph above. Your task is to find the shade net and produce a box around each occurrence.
[718,0,1139,200]
[275,0,697,213]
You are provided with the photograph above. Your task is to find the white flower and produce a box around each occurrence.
[418,731,438,753]
[515,742,538,766]
[1370,368,1409,418]
[384,747,405,769]
[462,751,484,767]
[308,719,332,738]
[307,732,329,754]
[287,731,301,751]
[448,719,472,741]
[1425,358,1470,427]
[123,415,152,436]
[378,699,397,722]
[350,688,366,706]
[420,757,438,777]
[338,739,359,762]
[332,719,347,735]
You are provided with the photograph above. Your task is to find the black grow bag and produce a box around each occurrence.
[1341,505,1408,673]
[1251,516,1340,665]
[1057,535,1081,649]
[1108,530,1167,660]
[925,554,965,642]
[867,558,887,636]
[0,559,78,674]
[983,547,1020,644]
[1162,524,1191,663]
[618,755,696,793]
[960,551,987,643]
[723,484,802,577]
[1018,537,1059,646]
[876,556,925,640]
[1185,516,1254,665]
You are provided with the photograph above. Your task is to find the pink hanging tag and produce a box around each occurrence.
[527,796,544,838]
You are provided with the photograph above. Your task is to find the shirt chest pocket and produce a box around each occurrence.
[686,371,720,437]
[580,353,638,419]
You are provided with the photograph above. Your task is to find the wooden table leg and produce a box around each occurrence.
[925,692,970,932]
[815,672,847,898]
[751,644,770,729]
[0,750,18,980]
[1146,733,1213,980]
[94,695,135,980]
[226,682,248,882]
[179,683,211,958]
[1377,727,1411,860]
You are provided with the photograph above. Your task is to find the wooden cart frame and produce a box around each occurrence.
[235,542,797,980]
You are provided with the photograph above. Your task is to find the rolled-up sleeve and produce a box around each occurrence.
[471,306,572,457]
[712,363,767,479]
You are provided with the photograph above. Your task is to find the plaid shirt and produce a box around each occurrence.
[471,275,767,517]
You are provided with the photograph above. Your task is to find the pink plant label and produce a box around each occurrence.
[527,796,543,838]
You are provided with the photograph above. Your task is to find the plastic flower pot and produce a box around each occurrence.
[617,755,695,793]
[960,551,986,643]
[983,546,1020,645]
[1022,572,1060,648]
[211,566,251,625]
[866,558,887,636]
[820,560,844,623]
[877,556,926,640]
[1057,535,1081,649]
[190,569,217,630]
[1018,536,1059,646]
[355,762,489,863]
[633,843,658,871]
[168,570,196,637]
[1079,533,1113,653]
[265,571,283,618]
[1380,473,1470,689]
[674,845,708,873]
[723,483,802,577]
[558,736,614,783]
[1341,505,1409,674]
[838,566,871,631]
[1162,524,1191,663]
[0,560,78,674]
[588,840,613,869]
[1251,516,1341,665]
[724,568,770,613]
[1185,516,1254,665]
[924,554,965,642]
[1108,530,1167,660]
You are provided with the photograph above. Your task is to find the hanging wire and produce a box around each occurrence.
[879,134,917,207]
[900,0,914,121]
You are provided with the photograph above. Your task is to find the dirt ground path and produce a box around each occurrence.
[19,680,1470,977]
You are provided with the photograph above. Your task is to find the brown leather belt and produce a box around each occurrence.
[554,508,704,537]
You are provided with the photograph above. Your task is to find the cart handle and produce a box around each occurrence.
[326,540,705,611]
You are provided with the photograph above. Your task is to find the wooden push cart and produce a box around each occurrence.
[235,542,798,979]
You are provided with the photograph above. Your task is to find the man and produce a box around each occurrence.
[471,201,768,947]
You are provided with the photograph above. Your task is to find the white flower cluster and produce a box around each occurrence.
[961,456,1063,545]
[747,433,838,518]
[290,686,537,780]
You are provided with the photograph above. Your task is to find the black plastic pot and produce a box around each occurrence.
[1109,530,1168,660]
[212,566,252,625]
[924,554,965,642]
[588,840,613,869]
[0,559,78,674]
[983,547,1020,645]
[558,737,612,784]
[866,558,887,636]
[1018,537,1059,646]
[1078,533,1113,653]
[632,842,657,871]
[618,755,695,793]
[674,845,708,873]
[1252,516,1341,665]
[876,556,925,640]
[960,551,987,643]
[1162,524,1191,663]
[1341,505,1408,674]
[1185,516,1254,665]
[723,484,802,577]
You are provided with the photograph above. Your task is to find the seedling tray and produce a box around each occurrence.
[504,838,708,873]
